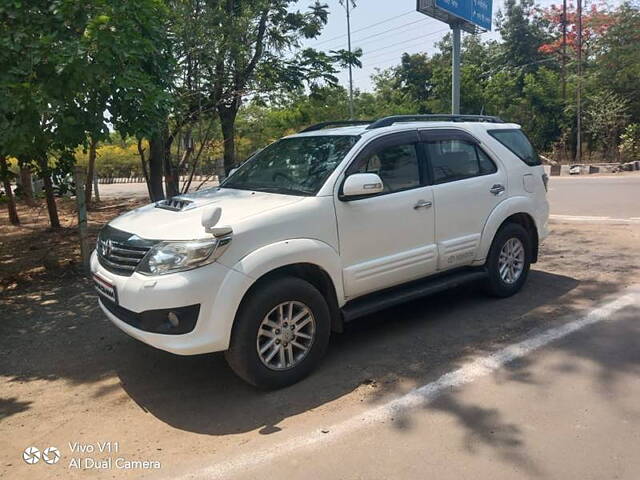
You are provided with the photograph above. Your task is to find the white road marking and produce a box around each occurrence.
[178,287,640,480]
[550,175,640,180]
[550,214,640,224]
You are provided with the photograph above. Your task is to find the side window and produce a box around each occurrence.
[355,143,420,193]
[478,148,497,175]
[426,140,497,184]
[489,129,541,166]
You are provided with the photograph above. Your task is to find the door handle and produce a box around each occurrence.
[489,184,505,196]
[414,200,432,209]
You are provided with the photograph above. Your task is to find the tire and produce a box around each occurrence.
[225,276,331,389]
[483,222,532,298]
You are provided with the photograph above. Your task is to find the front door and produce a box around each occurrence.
[335,131,438,299]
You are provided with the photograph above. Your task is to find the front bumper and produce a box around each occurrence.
[91,251,253,355]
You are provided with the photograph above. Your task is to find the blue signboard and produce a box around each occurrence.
[434,0,492,31]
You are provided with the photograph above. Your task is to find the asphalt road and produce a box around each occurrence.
[547,175,640,218]
[226,296,640,480]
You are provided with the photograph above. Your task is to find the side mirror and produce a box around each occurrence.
[228,168,238,177]
[342,173,384,198]
[202,206,233,237]
[201,206,222,233]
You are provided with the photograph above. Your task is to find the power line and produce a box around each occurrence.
[325,17,437,51]
[360,28,449,57]
[361,31,447,62]
[364,41,448,69]
[311,9,416,47]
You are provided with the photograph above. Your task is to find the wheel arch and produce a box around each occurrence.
[478,197,540,263]
[228,239,345,334]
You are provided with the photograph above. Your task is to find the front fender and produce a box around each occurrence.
[230,238,345,304]
[476,196,540,262]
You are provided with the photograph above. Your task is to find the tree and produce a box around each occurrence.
[0,156,19,225]
[0,0,172,226]
[592,3,640,124]
[172,1,351,176]
[496,0,550,75]
[585,90,629,161]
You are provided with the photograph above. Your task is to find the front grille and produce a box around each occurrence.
[97,225,157,276]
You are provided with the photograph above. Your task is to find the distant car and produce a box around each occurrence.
[92,115,550,389]
[569,165,581,175]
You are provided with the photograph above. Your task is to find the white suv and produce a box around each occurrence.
[91,115,549,388]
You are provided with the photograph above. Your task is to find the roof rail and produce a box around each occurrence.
[366,114,503,130]
[300,120,374,133]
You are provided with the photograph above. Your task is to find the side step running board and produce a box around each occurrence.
[341,269,487,322]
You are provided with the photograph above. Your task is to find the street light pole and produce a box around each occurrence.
[451,24,461,115]
[575,0,582,163]
[562,0,567,101]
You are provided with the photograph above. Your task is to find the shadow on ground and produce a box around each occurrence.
[0,261,635,475]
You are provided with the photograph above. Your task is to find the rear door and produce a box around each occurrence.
[335,131,438,299]
[420,129,507,270]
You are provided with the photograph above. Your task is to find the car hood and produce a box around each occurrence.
[108,188,305,240]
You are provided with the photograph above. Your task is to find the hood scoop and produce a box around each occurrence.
[155,197,195,212]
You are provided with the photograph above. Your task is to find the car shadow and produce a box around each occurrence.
[115,269,584,437]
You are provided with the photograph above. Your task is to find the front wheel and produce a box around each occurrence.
[483,223,532,297]
[225,276,331,389]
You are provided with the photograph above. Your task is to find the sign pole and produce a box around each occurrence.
[417,0,492,115]
[451,24,461,115]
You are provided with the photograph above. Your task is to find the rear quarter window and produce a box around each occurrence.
[488,129,541,166]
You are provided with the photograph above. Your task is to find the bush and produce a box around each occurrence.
[620,123,640,162]
[76,143,141,178]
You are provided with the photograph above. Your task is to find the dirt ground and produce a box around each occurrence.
[1,199,640,478]
[0,198,144,293]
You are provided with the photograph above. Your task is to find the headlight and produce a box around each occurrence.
[136,236,231,276]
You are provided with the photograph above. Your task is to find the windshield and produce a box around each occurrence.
[221,135,360,196]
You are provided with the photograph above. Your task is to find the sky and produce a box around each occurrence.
[294,0,560,91]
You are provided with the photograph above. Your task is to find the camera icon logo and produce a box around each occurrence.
[22,447,40,465]
[43,447,61,464]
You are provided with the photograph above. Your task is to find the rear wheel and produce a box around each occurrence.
[225,276,331,389]
[483,223,532,297]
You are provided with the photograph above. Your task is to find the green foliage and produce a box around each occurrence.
[593,2,640,124]
[620,123,640,161]
[585,90,629,159]
[0,0,172,164]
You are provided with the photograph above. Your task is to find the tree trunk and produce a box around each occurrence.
[85,138,98,206]
[218,103,240,175]
[19,164,36,206]
[137,139,153,199]
[37,156,60,229]
[148,131,166,201]
[163,140,179,198]
[1,156,20,225]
